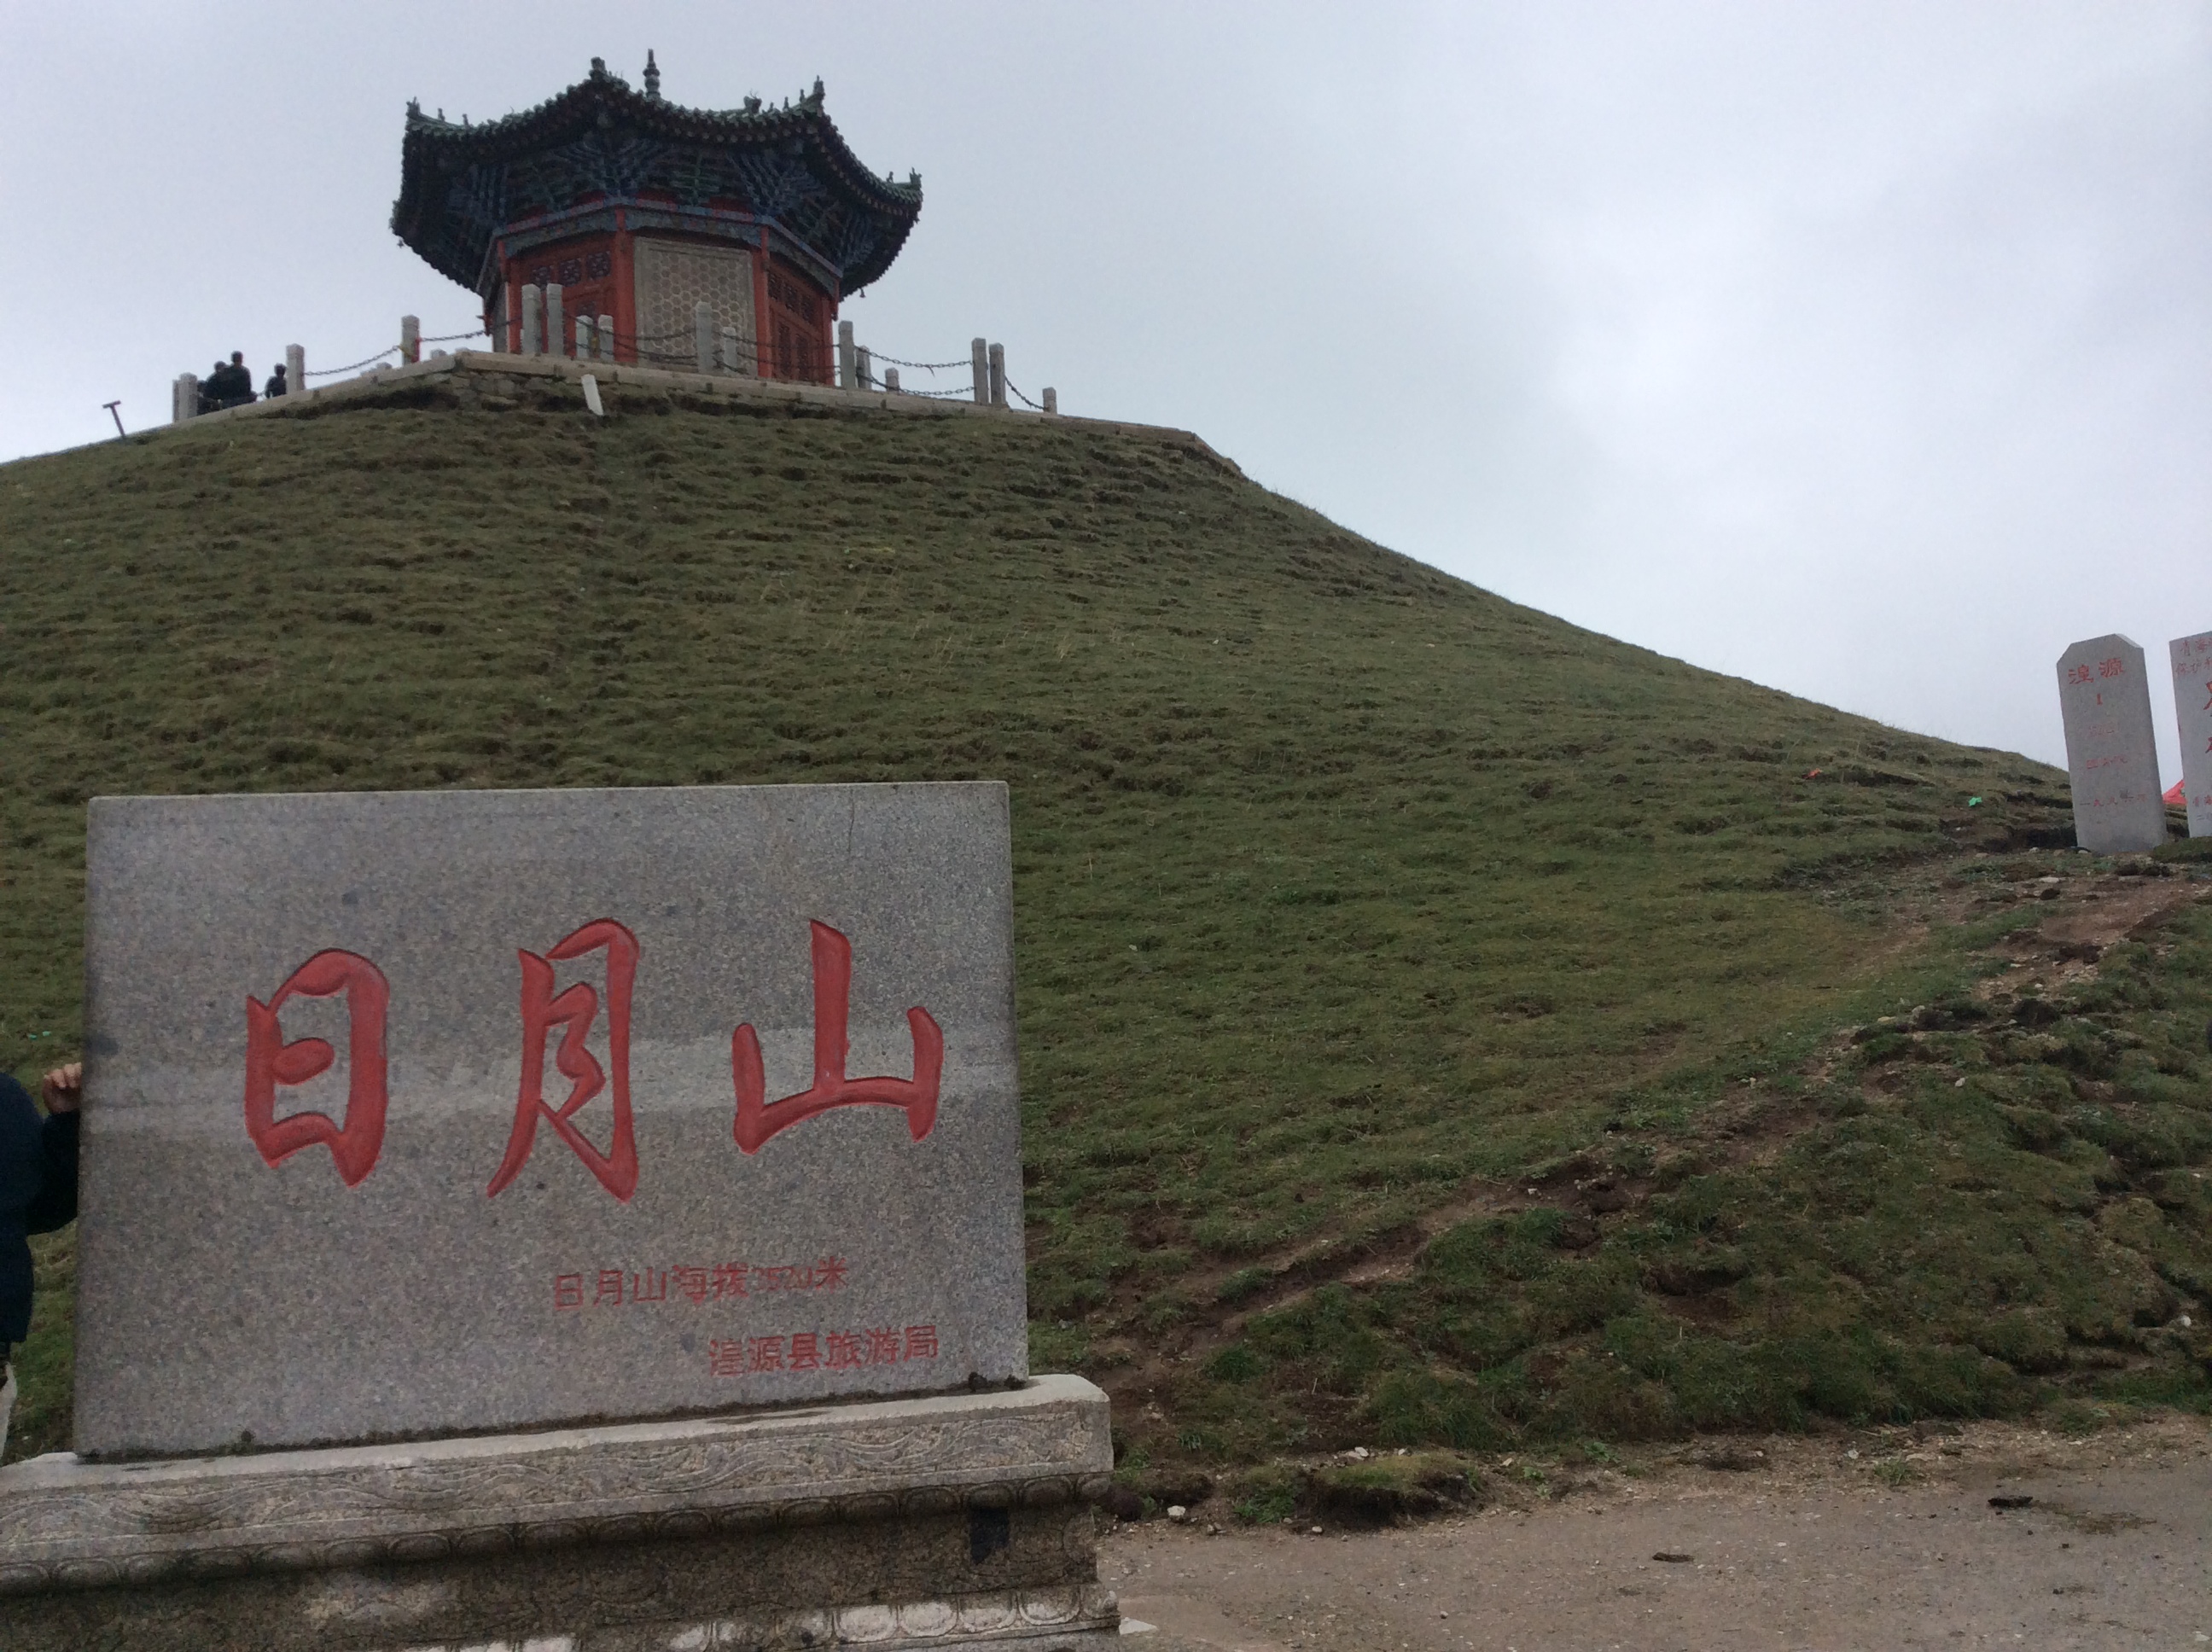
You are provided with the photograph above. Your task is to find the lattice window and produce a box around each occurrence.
[633,237,757,374]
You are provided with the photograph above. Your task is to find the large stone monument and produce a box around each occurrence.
[2170,631,2212,839]
[0,782,1116,1649]
[2056,634,2166,854]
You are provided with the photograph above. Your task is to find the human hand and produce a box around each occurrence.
[40,1062,81,1114]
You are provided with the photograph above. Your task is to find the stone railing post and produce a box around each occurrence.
[855,346,872,391]
[172,374,196,422]
[598,314,615,364]
[400,315,420,365]
[719,324,739,374]
[837,320,857,389]
[1042,387,1057,416]
[884,367,901,393]
[971,338,988,404]
[286,344,305,398]
[696,301,714,375]
[987,343,1006,409]
[547,283,566,358]
[576,316,593,360]
[520,284,543,356]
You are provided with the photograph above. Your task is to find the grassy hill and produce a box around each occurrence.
[4,370,2209,1476]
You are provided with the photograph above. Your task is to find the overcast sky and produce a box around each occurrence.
[5,2,2206,779]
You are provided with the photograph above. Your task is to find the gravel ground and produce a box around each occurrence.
[1102,1418,2212,1650]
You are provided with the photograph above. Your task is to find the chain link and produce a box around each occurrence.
[306,347,400,378]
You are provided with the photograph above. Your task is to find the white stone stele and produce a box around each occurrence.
[2169,631,2212,838]
[77,782,1028,1457]
[2056,633,2166,853]
[579,373,604,417]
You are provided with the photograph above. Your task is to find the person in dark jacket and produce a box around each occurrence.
[201,352,253,411]
[264,363,288,399]
[1,1063,79,1453]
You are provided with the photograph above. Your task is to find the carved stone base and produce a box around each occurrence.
[0,1376,1117,1650]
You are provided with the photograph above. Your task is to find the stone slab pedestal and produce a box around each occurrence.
[0,1376,1116,1650]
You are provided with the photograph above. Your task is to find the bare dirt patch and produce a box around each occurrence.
[1106,1417,2212,1650]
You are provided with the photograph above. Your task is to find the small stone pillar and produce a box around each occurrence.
[400,315,421,365]
[719,324,741,375]
[1043,387,1058,416]
[546,284,567,358]
[696,301,715,375]
[520,285,543,356]
[2058,635,2167,852]
[855,346,872,391]
[576,316,594,360]
[838,320,857,389]
[598,315,615,364]
[884,367,901,393]
[971,338,988,404]
[172,375,197,423]
[285,344,305,397]
[987,343,1006,409]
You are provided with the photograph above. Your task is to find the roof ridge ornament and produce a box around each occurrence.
[644,49,661,100]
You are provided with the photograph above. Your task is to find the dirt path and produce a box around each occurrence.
[1102,1420,2212,1650]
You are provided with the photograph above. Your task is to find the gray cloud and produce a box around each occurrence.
[5,2,2205,777]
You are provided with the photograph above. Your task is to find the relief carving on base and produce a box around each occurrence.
[365,1584,1121,1652]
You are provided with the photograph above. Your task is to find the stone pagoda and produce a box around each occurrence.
[390,54,922,381]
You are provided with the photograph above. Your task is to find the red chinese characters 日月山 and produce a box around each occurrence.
[730,920,941,1154]
[244,950,392,1188]
[486,919,640,1201]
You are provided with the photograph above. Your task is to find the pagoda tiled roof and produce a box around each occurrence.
[392,59,923,295]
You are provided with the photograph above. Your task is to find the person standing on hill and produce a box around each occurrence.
[202,352,254,410]
[0,1063,79,1456]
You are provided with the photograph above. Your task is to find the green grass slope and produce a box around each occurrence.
[3,376,2207,1471]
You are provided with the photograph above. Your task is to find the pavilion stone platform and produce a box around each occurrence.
[2,781,1115,1648]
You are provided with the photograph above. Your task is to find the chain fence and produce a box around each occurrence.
[306,348,401,379]
[215,318,1048,410]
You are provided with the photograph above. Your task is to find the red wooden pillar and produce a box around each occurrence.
[752,230,771,378]
[612,212,637,365]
